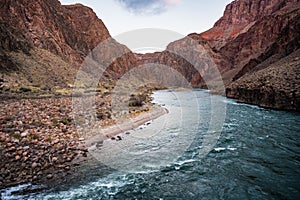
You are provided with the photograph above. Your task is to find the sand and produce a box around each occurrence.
[84,106,169,147]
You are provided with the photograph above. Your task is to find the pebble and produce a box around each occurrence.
[82,152,87,157]
[32,162,38,168]
[0,136,6,142]
[116,136,122,141]
[23,146,30,150]
[46,174,53,179]
[52,157,58,162]
[13,139,20,143]
[21,132,28,137]
[6,143,13,147]
[7,147,16,152]
[53,139,59,144]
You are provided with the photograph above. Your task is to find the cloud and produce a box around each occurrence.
[116,0,182,15]
[163,0,182,6]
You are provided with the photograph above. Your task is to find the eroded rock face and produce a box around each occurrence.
[0,0,110,65]
[226,50,300,111]
[0,0,138,88]
[138,0,300,110]
[139,0,300,84]
[200,0,297,48]
[0,23,32,72]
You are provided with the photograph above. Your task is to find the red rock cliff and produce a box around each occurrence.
[0,0,111,64]
[201,0,297,48]
[138,0,300,111]
[0,0,137,89]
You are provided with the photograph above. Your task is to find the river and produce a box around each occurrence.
[2,89,300,199]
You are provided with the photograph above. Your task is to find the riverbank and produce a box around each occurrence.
[225,50,300,112]
[0,91,167,190]
[85,105,168,148]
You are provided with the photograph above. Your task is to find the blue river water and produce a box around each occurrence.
[2,89,300,199]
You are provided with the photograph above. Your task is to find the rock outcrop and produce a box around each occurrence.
[0,0,110,64]
[226,50,300,111]
[139,0,300,111]
[0,0,137,91]
[201,0,297,49]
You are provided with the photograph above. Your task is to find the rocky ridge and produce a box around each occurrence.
[138,0,300,111]
[201,0,297,48]
[227,49,300,110]
[0,0,137,92]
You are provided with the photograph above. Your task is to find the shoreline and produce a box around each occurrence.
[84,105,169,147]
[0,94,168,192]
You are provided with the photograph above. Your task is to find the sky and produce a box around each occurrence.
[59,0,232,52]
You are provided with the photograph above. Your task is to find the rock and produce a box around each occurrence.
[2,128,14,133]
[52,139,59,144]
[5,138,11,143]
[116,136,122,141]
[82,152,87,157]
[21,132,28,137]
[23,146,30,150]
[46,174,53,179]
[32,139,38,144]
[42,162,48,168]
[0,0,137,88]
[7,147,16,152]
[78,138,85,141]
[6,143,13,147]
[200,0,295,47]
[32,162,38,168]
[52,157,58,162]
[13,139,20,143]
[15,155,21,160]
[0,136,6,142]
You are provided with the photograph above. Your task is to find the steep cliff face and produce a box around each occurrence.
[232,7,300,81]
[0,0,137,90]
[0,22,32,73]
[137,52,207,89]
[200,0,297,48]
[0,0,110,64]
[226,50,300,111]
[139,0,300,110]
[220,4,300,82]
[140,0,299,80]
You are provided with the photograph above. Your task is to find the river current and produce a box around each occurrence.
[2,89,300,199]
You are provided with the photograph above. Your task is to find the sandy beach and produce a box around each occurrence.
[85,105,169,147]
